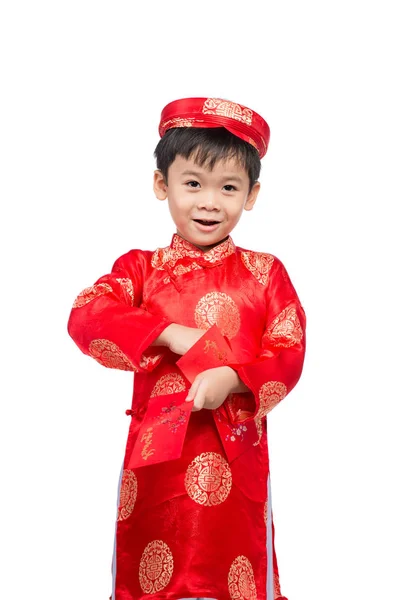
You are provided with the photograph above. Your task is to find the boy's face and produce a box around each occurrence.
[153,155,260,251]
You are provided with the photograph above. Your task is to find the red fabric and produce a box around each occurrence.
[159,97,270,158]
[67,233,306,600]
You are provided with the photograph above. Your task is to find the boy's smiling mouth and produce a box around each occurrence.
[193,218,221,225]
[192,218,221,232]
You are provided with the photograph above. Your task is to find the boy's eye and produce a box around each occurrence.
[223,184,237,192]
[186,181,200,188]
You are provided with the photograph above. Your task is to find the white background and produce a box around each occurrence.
[1,1,399,599]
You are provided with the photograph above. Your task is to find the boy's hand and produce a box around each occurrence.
[153,324,206,356]
[186,366,242,412]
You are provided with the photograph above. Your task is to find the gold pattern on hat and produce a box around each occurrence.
[115,277,134,306]
[160,116,197,129]
[72,283,113,308]
[258,382,287,417]
[241,251,274,286]
[139,540,174,594]
[228,555,257,600]
[88,339,136,371]
[185,452,232,506]
[117,470,138,521]
[150,373,187,398]
[195,292,240,339]
[265,307,303,348]
[203,98,253,126]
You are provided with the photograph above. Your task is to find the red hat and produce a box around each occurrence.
[159,97,270,158]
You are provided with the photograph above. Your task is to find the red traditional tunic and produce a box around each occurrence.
[67,233,306,600]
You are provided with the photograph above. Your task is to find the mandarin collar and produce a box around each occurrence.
[151,233,236,271]
[170,233,235,263]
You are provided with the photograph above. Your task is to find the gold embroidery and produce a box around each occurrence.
[264,497,268,526]
[151,235,235,271]
[160,116,197,129]
[195,292,240,339]
[253,416,264,446]
[241,251,274,286]
[274,570,283,599]
[258,382,287,417]
[88,339,136,371]
[139,540,174,594]
[203,98,253,126]
[115,277,134,305]
[185,452,232,506]
[171,234,235,264]
[204,339,228,362]
[140,427,155,461]
[173,262,202,277]
[150,373,187,398]
[265,307,303,348]
[228,555,257,600]
[117,470,138,521]
[139,353,163,370]
[72,283,113,308]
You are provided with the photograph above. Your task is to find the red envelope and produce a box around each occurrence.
[212,403,259,462]
[127,390,192,469]
[176,324,236,383]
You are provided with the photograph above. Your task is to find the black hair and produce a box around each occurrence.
[154,127,261,191]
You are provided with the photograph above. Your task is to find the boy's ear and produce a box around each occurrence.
[244,181,261,211]
[153,170,168,200]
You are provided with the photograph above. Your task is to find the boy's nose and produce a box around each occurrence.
[197,192,220,211]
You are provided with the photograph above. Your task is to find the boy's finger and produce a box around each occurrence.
[186,376,202,401]
[192,380,206,412]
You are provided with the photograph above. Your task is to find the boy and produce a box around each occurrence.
[68,97,306,600]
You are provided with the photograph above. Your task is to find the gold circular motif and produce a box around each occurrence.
[194,292,240,339]
[150,373,187,398]
[139,540,174,594]
[266,307,303,348]
[185,452,232,506]
[241,251,274,286]
[72,283,113,308]
[117,470,138,521]
[258,382,287,418]
[89,339,136,371]
[228,555,257,600]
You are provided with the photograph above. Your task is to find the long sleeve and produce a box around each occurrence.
[228,257,306,422]
[67,250,172,372]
